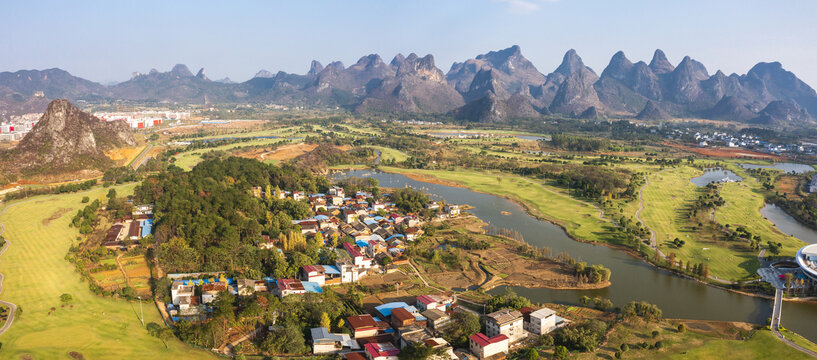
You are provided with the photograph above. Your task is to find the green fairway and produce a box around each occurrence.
[0,185,215,359]
[368,146,408,162]
[640,166,761,280]
[715,171,806,257]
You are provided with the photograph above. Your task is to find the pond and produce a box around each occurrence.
[741,163,814,174]
[761,203,817,244]
[333,169,817,343]
[690,168,743,187]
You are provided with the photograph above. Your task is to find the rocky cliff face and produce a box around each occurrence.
[549,50,602,114]
[12,99,135,171]
[452,92,541,123]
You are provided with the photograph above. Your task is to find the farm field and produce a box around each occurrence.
[0,185,215,359]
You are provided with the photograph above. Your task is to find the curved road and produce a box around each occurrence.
[0,206,18,335]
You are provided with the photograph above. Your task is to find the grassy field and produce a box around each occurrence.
[368,146,408,163]
[379,167,623,246]
[565,318,814,360]
[640,166,761,280]
[0,185,215,359]
[667,330,814,359]
[715,169,806,257]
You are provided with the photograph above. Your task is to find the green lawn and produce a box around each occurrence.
[0,185,215,359]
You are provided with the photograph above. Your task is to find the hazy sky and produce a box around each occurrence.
[3,0,817,87]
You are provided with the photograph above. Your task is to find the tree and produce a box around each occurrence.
[398,342,442,360]
[81,196,90,203]
[677,323,686,333]
[107,189,117,199]
[320,312,331,330]
[60,293,73,303]
[523,348,539,360]
[212,290,235,321]
[553,346,569,359]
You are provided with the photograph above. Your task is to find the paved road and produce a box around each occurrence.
[131,144,154,170]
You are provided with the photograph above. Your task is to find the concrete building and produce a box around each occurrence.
[485,309,524,343]
[364,342,400,360]
[523,307,558,335]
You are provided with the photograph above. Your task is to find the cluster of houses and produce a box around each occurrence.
[166,185,462,320]
[668,129,817,155]
[310,294,565,360]
[102,204,154,250]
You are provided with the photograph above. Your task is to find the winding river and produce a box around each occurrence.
[335,169,817,343]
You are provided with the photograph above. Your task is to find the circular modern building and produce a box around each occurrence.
[796,244,817,281]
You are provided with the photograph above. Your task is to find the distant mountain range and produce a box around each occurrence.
[1,46,816,127]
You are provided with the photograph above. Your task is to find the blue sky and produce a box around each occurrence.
[2,0,817,87]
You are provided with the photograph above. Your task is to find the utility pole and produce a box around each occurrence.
[138,296,144,326]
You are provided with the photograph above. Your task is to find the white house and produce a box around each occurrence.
[524,307,558,335]
[469,333,508,360]
[311,327,360,354]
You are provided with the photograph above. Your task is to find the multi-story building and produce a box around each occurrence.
[485,309,524,343]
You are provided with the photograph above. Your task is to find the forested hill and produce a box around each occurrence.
[134,157,330,274]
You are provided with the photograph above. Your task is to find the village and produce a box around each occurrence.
[101,184,568,359]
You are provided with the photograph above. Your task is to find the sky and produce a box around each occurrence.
[2,0,817,87]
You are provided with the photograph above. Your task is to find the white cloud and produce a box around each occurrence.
[494,0,559,14]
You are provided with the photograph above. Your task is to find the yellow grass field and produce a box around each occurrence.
[0,184,215,359]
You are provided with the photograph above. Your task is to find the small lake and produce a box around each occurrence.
[761,203,817,244]
[427,132,547,141]
[690,168,743,187]
[741,163,814,174]
[334,169,817,343]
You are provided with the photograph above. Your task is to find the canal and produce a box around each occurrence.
[335,169,817,343]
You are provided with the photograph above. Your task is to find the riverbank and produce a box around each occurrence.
[381,167,816,292]
[410,216,611,292]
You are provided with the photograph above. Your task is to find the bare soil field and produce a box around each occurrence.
[416,216,610,291]
[262,143,318,161]
[776,174,804,199]
[665,141,784,160]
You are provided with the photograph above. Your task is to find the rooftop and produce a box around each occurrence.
[469,333,509,347]
[347,314,378,330]
[487,309,522,325]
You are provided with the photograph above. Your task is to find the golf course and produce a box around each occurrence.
[0,184,215,359]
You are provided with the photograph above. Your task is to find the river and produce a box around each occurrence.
[335,169,817,343]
